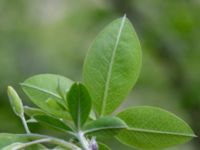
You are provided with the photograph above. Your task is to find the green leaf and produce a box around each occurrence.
[0,133,42,150]
[7,86,24,117]
[83,16,142,116]
[53,146,70,150]
[116,106,196,150]
[67,83,92,129]
[2,143,48,150]
[21,74,73,119]
[33,115,73,132]
[2,142,22,150]
[84,116,127,137]
[24,106,47,117]
[98,142,111,150]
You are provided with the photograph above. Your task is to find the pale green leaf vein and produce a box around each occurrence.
[129,127,196,137]
[21,83,62,100]
[84,126,126,134]
[101,15,126,116]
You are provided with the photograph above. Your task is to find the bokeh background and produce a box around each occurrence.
[0,0,199,149]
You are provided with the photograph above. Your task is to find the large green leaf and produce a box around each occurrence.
[116,106,196,150]
[83,16,142,116]
[84,116,127,138]
[67,83,91,129]
[21,74,73,119]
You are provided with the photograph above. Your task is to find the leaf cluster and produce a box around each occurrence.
[2,16,196,150]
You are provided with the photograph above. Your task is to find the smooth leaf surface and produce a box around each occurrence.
[21,74,73,119]
[84,116,127,138]
[83,16,142,116]
[67,83,91,129]
[24,106,47,117]
[116,106,196,150]
[33,115,73,132]
[98,142,111,150]
[7,86,24,117]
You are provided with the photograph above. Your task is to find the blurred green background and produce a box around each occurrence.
[0,0,199,149]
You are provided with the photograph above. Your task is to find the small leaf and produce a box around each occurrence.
[84,116,127,138]
[83,16,142,116]
[21,74,73,119]
[7,86,24,117]
[67,83,92,129]
[116,106,196,150]
[98,142,111,150]
[24,106,47,116]
[33,115,73,132]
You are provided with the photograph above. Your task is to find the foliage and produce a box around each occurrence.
[2,16,195,150]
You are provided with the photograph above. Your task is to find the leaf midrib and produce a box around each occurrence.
[84,126,126,134]
[101,15,126,116]
[21,83,62,100]
[128,127,196,137]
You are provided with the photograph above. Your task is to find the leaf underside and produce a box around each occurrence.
[84,116,127,138]
[83,16,142,116]
[21,74,73,119]
[116,106,195,150]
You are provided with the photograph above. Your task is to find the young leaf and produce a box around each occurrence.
[84,116,127,138]
[83,16,142,116]
[116,106,196,150]
[98,142,111,150]
[24,106,47,117]
[21,74,73,119]
[7,86,24,117]
[33,115,73,132]
[67,83,91,129]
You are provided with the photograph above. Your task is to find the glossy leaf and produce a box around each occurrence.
[21,74,73,119]
[7,86,24,117]
[116,106,196,150]
[84,116,127,137]
[83,16,142,116]
[67,83,91,129]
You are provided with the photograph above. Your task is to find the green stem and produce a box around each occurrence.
[15,138,50,150]
[77,131,91,150]
[21,115,31,134]
[27,133,81,150]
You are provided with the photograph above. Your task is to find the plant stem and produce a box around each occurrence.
[21,115,31,134]
[77,131,91,150]
[27,133,81,150]
[15,138,50,150]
